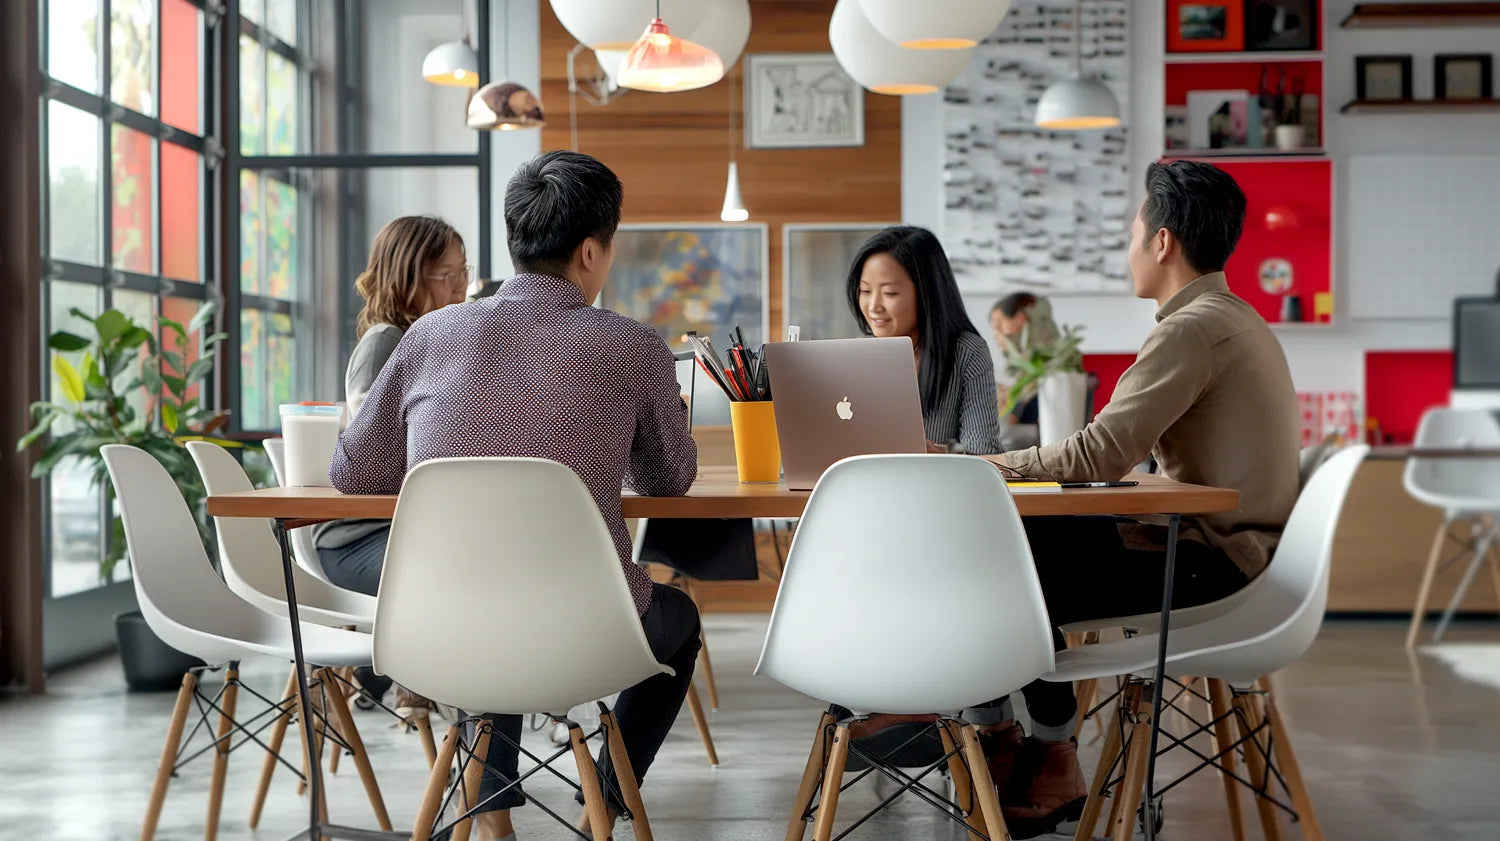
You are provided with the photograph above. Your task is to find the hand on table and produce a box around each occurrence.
[926,440,949,454]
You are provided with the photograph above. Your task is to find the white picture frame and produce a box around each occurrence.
[744,53,865,149]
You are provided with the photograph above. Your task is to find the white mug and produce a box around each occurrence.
[1275,124,1306,151]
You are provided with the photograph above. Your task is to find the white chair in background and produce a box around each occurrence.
[376,458,686,841]
[101,445,391,841]
[757,454,1057,841]
[1045,445,1368,841]
[1402,408,1500,648]
[263,437,335,584]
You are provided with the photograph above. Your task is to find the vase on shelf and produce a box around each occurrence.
[1037,370,1089,446]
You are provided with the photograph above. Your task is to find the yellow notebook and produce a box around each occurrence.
[1005,480,1062,493]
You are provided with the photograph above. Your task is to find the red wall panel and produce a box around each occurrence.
[1365,351,1453,445]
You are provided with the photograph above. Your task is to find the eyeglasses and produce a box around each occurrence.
[424,265,477,291]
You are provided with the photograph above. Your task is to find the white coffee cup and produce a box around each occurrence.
[1275,124,1306,151]
[279,403,343,487]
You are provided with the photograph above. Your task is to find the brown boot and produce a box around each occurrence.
[1001,737,1088,839]
[976,720,1026,796]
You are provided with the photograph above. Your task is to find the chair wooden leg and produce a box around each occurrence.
[937,721,984,840]
[684,680,719,765]
[1069,631,1102,741]
[697,631,721,711]
[204,664,240,841]
[141,671,198,841]
[1485,537,1500,609]
[1407,521,1452,649]
[451,719,493,841]
[1260,685,1324,841]
[600,708,655,841]
[412,708,439,769]
[811,724,852,841]
[411,725,462,841]
[1209,679,1249,841]
[319,668,393,831]
[1232,690,1285,841]
[1072,693,1125,841]
[785,712,836,841]
[569,721,614,841]
[249,666,299,829]
[1109,684,1153,841]
[959,722,1013,841]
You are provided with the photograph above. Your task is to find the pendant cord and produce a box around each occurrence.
[656,0,662,20]
[728,70,737,164]
[504,0,512,79]
[1073,0,1083,75]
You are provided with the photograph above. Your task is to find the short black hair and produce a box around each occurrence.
[1141,160,1247,274]
[845,226,981,414]
[991,292,1037,318]
[504,151,623,277]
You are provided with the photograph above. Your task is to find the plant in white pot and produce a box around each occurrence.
[999,299,1088,446]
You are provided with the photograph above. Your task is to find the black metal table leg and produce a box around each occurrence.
[272,519,321,841]
[1142,513,1180,841]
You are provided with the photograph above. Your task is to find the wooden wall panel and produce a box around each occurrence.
[538,0,902,339]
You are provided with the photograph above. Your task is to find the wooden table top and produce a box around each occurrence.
[206,467,1239,523]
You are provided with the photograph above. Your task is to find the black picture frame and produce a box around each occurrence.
[1356,55,1413,102]
[1245,0,1319,51]
[1435,53,1494,100]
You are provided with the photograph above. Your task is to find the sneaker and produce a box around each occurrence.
[352,666,393,704]
[1000,737,1088,839]
[977,720,1025,795]
[394,685,437,719]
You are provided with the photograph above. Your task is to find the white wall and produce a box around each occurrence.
[488,0,543,278]
[905,0,1500,395]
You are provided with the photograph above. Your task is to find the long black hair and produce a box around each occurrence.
[845,226,981,413]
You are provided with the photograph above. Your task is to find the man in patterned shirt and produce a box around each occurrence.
[331,150,699,841]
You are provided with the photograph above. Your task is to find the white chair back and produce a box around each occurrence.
[1403,408,1500,513]
[101,445,282,665]
[372,458,670,715]
[263,437,333,582]
[755,454,1055,714]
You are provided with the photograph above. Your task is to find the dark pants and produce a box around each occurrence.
[318,526,391,597]
[988,516,1250,732]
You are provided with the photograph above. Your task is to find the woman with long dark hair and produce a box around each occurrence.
[845,226,1000,454]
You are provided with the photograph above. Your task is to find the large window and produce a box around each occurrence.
[41,0,214,598]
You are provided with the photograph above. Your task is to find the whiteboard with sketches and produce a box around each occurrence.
[942,0,1132,296]
[1349,155,1500,319]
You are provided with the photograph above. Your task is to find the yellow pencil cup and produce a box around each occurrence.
[729,401,782,484]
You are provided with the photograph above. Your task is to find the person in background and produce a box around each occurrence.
[330,150,700,841]
[846,226,1000,455]
[990,292,1043,426]
[974,160,1300,837]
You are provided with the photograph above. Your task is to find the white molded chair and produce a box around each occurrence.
[756,454,1057,841]
[101,445,390,840]
[263,437,336,584]
[188,441,376,628]
[375,458,672,841]
[1044,445,1368,841]
[1402,408,1500,647]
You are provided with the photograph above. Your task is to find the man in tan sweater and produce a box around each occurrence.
[977,161,1301,837]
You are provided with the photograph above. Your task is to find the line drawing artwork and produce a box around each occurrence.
[746,53,864,149]
[943,0,1132,295]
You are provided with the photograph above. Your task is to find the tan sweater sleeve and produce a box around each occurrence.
[997,320,1214,482]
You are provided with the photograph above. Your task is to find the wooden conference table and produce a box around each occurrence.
[207,467,1238,841]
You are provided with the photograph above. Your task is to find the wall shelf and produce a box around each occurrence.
[1340,98,1500,114]
[1164,51,1323,64]
[1340,2,1500,28]
[1165,147,1327,159]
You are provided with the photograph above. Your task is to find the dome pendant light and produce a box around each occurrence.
[857,0,1013,50]
[423,0,479,87]
[720,73,748,222]
[617,0,725,93]
[1034,0,1121,130]
[468,0,546,130]
[829,0,974,96]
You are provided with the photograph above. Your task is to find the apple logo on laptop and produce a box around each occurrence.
[836,397,853,421]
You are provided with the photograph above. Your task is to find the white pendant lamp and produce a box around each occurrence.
[858,0,1013,49]
[1034,0,1120,129]
[690,0,752,71]
[549,0,706,51]
[616,3,725,93]
[595,49,627,84]
[423,39,479,86]
[829,0,974,95]
[720,72,748,222]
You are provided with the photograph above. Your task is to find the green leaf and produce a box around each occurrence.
[203,331,228,346]
[52,355,86,403]
[118,326,153,349]
[140,359,163,395]
[162,374,187,399]
[161,401,179,433]
[16,410,59,452]
[185,358,214,385]
[94,309,130,344]
[188,302,218,333]
[30,432,88,478]
[159,316,187,343]
[48,331,92,352]
[67,307,97,326]
[162,349,185,375]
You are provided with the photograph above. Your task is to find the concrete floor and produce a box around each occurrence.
[2,617,1499,841]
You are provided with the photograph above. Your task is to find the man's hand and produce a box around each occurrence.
[926,440,949,454]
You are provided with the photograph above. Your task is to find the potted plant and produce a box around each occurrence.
[17,303,246,689]
[999,299,1089,446]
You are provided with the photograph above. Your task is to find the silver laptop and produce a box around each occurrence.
[763,337,927,490]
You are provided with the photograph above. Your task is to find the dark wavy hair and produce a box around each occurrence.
[845,226,981,413]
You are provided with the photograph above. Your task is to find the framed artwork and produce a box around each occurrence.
[1245,0,1318,51]
[1187,90,1255,149]
[782,224,895,341]
[744,53,864,149]
[1435,54,1493,100]
[1166,1,1244,53]
[1356,55,1413,101]
[598,224,770,349]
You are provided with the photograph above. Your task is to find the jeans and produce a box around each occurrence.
[474,582,702,813]
[317,526,390,597]
[974,516,1250,733]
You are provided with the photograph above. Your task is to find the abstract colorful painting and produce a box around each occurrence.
[600,225,768,349]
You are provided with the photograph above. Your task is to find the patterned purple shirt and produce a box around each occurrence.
[329,272,698,615]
